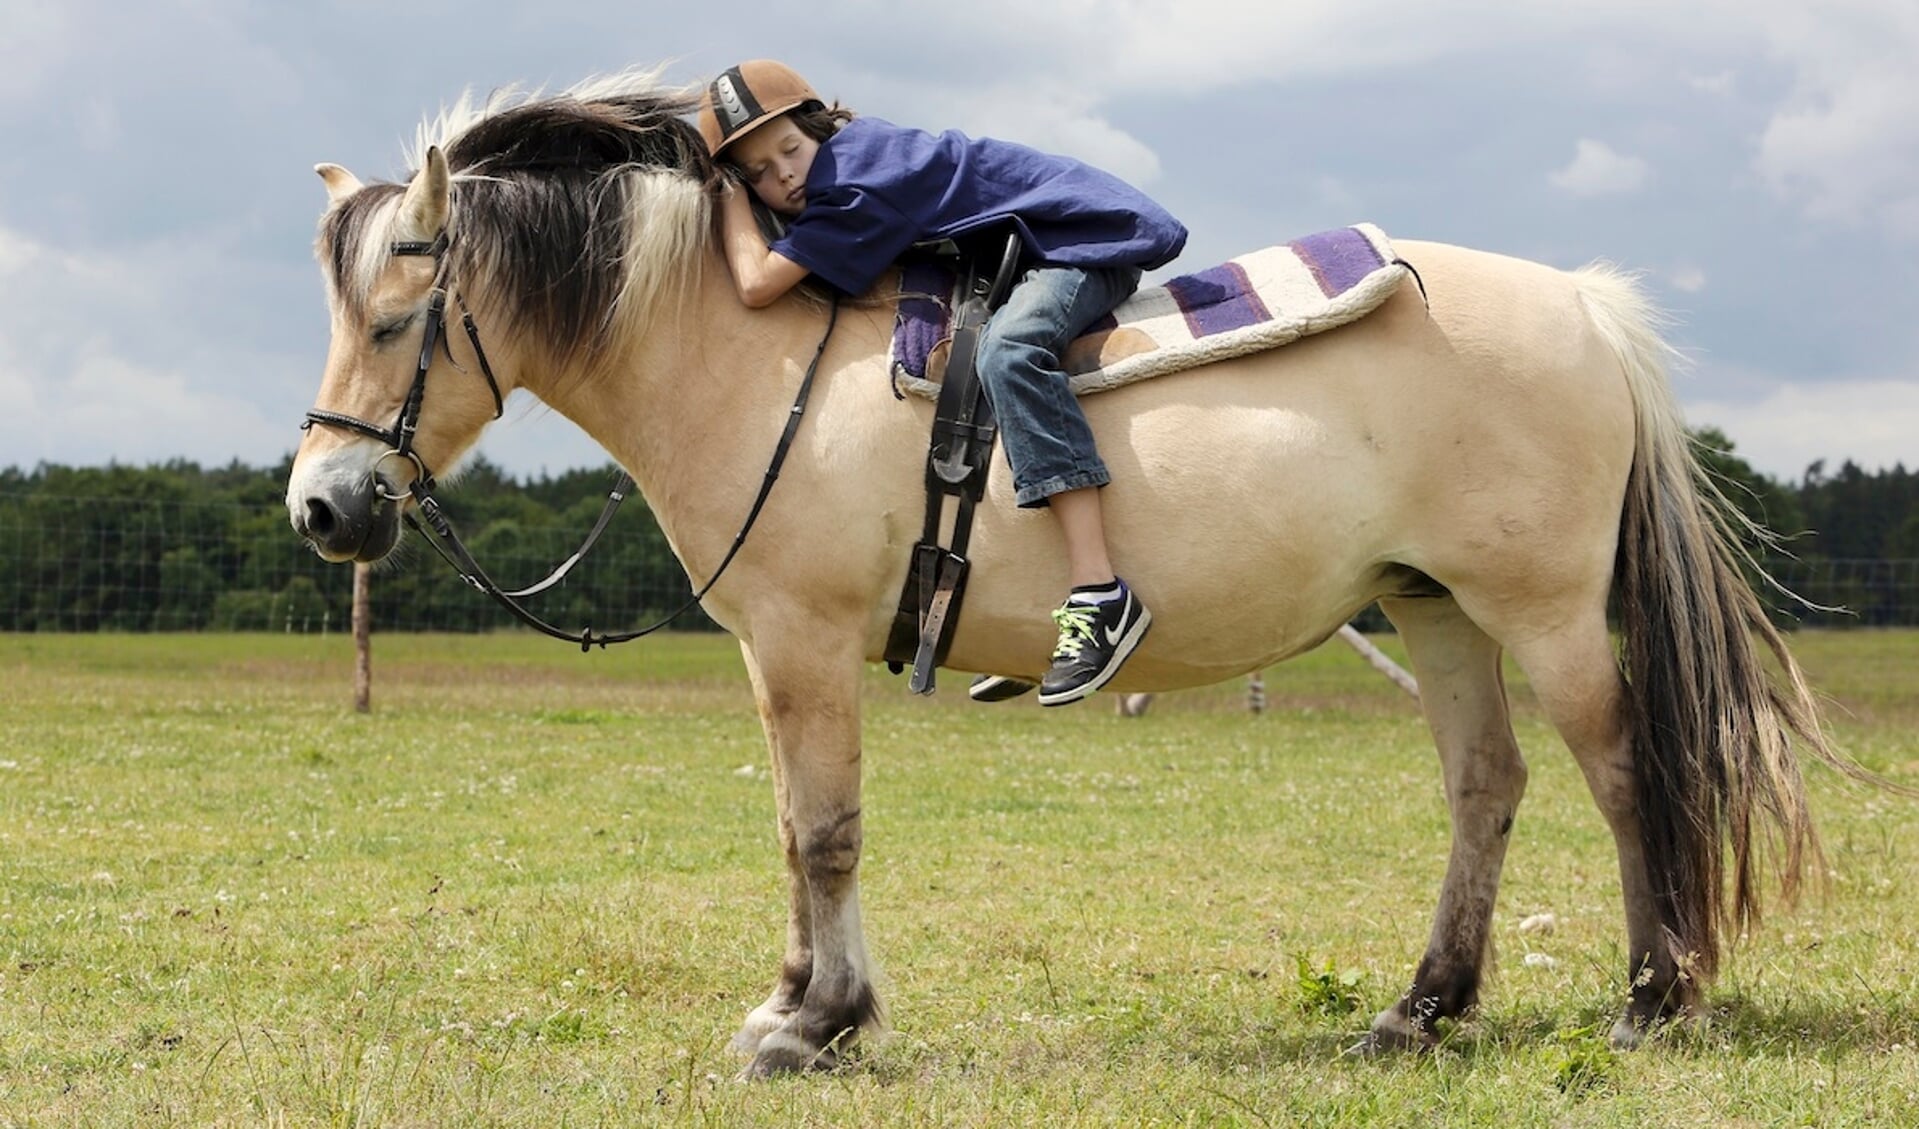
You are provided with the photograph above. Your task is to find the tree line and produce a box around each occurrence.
[2,429,1915,633]
[0,457,709,634]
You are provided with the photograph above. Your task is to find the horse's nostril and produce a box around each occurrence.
[304,498,337,539]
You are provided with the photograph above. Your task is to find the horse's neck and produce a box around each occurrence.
[521,259,881,580]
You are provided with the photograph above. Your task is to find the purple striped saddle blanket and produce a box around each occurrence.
[889,224,1409,399]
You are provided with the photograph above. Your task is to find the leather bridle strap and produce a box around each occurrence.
[498,472,633,599]
[300,229,840,649]
[299,233,503,497]
[403,295,842,650]
[454,292,506,421]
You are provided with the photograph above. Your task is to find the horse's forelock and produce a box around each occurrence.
[316,184,406,318]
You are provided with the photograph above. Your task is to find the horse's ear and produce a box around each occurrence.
[315,163,363,203]
[398,145,451,239]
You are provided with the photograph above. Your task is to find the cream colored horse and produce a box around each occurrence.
[287,75,1845,1075]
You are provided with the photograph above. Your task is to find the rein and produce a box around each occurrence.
[301,232,841,650]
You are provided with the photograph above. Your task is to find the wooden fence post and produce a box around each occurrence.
[352,562,372,713]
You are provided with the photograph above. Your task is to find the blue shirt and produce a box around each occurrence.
[770,117,1188,296]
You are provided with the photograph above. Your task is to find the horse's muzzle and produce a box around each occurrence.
[290,483,403,563]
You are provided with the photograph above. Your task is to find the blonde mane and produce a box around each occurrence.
[318,67,716,364]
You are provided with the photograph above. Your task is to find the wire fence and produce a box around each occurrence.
[0,493,711,635]
[5,494,1919,633]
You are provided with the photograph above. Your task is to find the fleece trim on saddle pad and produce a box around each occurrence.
[888,223,1409,400]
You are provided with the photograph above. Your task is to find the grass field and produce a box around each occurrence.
[2,630,1917,1126]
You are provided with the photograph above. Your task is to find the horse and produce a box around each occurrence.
[286,71,1850,1076]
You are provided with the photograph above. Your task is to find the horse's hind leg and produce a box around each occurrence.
[1504,615,1696,1046]
[1362,595,1528,1051]
[732,630,880,1076]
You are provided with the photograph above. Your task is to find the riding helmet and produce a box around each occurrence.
[698,60,822,157]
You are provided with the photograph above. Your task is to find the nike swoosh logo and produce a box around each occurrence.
[1103,597,1133,646]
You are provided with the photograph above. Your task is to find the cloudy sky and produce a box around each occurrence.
[3,0,1915,482]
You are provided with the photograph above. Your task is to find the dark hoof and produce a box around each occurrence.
[1611,1006,1695,1049]
[1346,1024,1437,1058]
[1609,1016,1648,1050]
[1343,1033,1389,1058]
[1349,1004,1442,1057]
[729,1027,766,1056]
[741,1030,841,1078]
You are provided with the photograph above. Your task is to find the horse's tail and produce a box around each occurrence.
[1573,264,1846,982]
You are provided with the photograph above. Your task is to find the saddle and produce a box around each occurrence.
[881,232,1026,693]
[891,224,1412,400]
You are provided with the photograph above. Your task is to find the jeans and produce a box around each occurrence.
[976,264,1142,508]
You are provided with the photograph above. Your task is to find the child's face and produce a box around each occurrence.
[730,117,819,217]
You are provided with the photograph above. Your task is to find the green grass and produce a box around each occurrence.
[2,630,1917,1126]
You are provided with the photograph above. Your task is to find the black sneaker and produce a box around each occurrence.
[969,674,1037,702]
[1037,582,1151,706]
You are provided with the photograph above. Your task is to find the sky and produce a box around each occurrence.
[2,0,1915,484]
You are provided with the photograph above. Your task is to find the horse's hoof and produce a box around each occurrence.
[1610,1006,1691,1049]
[741,1030,838,1078]
[729,1027,765,1056]
[731,1001,795,1056]
[1347,1015,1438,1056]
[1343,1033,1387,1058]
[1609,1016,1647,1050]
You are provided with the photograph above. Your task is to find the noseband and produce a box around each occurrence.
[297,228,841,649]
[300,232,505,499]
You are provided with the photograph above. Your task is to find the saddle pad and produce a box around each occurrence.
[889,223,1409,399]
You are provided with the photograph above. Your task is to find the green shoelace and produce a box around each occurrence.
[1050,603,1098,660]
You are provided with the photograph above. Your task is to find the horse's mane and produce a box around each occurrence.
[318,69,717,365]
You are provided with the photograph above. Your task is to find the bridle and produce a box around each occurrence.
[301,232,505,501]
[300,230,839,649]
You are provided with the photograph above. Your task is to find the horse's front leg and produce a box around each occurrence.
[730,640,814,1056]
[733,631,880,1076]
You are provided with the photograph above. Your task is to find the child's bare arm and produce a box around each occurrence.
[717,185,811,308]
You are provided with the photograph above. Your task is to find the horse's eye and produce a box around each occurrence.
[371,315,415,345]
